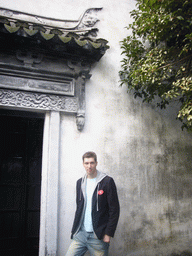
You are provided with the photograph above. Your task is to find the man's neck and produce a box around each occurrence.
[87,170,97,179]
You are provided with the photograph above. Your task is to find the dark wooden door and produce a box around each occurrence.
[0,109,44,256]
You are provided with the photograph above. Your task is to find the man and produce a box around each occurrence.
[66,151,120,256]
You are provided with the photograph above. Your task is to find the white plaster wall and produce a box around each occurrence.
[1,0,192,255]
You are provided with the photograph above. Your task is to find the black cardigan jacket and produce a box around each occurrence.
[71,172,120,240]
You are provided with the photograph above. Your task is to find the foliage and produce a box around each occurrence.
[120,0,192,131]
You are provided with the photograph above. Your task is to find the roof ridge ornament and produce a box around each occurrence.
[0,7,102,36]
[77,8,102,29]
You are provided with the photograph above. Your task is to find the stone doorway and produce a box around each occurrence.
[0,109,44,256]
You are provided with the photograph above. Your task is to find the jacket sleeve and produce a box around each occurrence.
[105,177,120,237]
[71,178,83,237]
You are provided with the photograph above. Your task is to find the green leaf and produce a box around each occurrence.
[120,0,192,131]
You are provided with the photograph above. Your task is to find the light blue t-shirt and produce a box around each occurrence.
[83,177,96,232]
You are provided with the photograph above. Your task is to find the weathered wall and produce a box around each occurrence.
[1,0,192,255]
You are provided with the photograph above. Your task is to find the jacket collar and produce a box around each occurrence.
[81,170,107,198]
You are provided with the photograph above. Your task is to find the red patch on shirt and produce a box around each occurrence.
[98,190,104,195]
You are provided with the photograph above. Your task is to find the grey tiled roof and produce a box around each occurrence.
[0,7,109,61]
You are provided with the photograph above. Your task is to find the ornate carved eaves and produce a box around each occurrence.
[0,7,109,62]
[0,7,109,131]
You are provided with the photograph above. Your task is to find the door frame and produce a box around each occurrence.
[39,111,60,256]
[0,108,60,256]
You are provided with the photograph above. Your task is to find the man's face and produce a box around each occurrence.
[83,157,97,178]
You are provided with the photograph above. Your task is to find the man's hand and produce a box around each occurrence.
[103,235,111,243]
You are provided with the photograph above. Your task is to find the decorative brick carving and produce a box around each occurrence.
[16,51,43,68]
[0,89,78,112]
[75,71,91,131]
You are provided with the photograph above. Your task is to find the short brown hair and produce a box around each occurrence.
[82,151,97,162]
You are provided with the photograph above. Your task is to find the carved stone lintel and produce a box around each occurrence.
[0,67,91,131]
[0,89,78,112]
[0,66,91,131]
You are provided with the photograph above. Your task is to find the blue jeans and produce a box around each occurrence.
[65,229,109,256]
